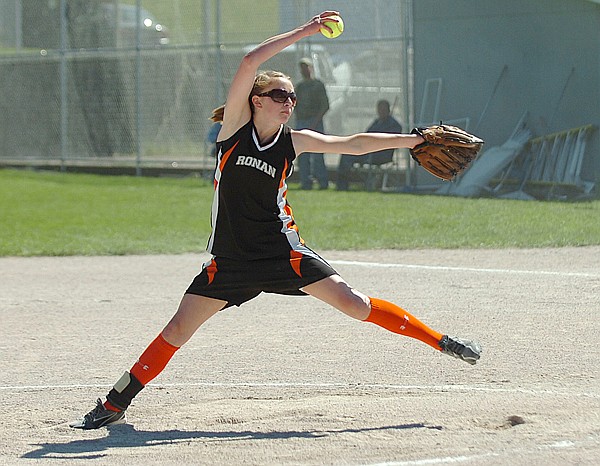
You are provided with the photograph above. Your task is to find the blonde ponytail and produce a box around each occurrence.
[210,104,225,123]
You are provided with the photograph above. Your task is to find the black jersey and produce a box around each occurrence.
[207,121,305,260]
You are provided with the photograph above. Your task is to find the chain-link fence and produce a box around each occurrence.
[0,0,412,175]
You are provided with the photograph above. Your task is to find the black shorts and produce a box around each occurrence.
[185,248,337,308]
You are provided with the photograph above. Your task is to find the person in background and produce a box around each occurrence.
[294,57,330,189]
[337,99,402,191]
[206,121,222,157]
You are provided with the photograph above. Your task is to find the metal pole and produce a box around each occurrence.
[15,0,23,50]
[548,66,575,131]
[215,0,223,103]
[114,0,121,47]
[202,0,211,45]
[475,64,508,132]
[59,0,68,171]
[135,0,142,176]
[403,0,415,190]
[306,0,312,55]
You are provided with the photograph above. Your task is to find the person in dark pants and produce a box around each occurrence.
[337,99,403,191]
[295,57,330,189]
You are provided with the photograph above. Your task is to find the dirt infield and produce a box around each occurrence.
[1,248,599,465]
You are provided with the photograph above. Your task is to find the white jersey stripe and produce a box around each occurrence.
[206,146,223,254]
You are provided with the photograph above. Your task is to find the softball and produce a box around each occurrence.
[320,15,344,39]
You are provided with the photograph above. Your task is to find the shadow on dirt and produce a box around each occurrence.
[23,422,443,459]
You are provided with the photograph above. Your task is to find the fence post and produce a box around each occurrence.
[135,0,143,176]
[59,0,68,172]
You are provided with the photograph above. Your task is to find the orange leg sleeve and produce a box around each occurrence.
[366,297,443,350]
[130,333,180,386]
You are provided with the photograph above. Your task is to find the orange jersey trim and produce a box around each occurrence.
[206,258,218,285]
[290,250,303,277]
[214,140,240,189]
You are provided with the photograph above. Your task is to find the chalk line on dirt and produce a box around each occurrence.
[1,381,598,399]
[329,260,599,278]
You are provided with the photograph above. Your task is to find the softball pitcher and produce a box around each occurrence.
[71,11,481,430]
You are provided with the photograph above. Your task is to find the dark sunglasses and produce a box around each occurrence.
[257,88,297,104]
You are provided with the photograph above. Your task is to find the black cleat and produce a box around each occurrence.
[439,335,482,365]
[70,398,127,429]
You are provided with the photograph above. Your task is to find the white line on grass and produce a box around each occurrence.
[328,260,599,278]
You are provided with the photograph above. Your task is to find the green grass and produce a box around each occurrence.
[1,170,211,256]
[2,169,599,256]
